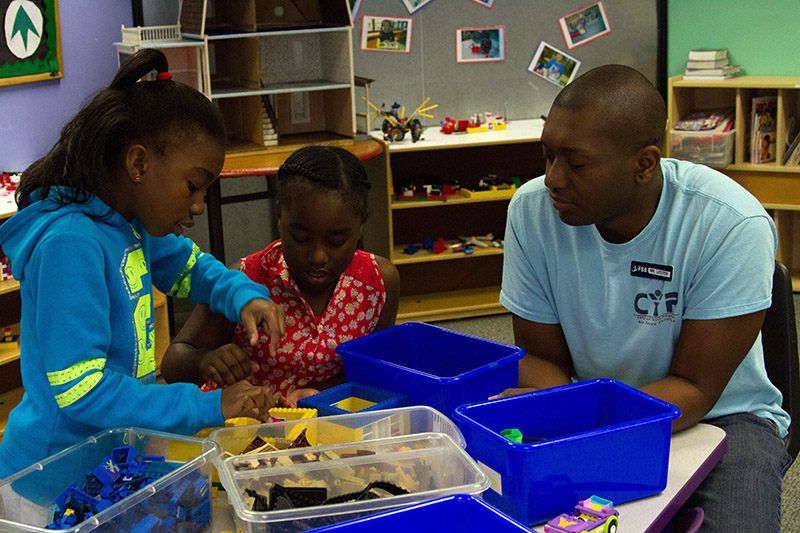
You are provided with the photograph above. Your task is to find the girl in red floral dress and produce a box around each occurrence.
[161,145,400,406]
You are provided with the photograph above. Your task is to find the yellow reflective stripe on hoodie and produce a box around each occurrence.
[167,243,202,298]
[53,372,103,408]
[46,358,105,386]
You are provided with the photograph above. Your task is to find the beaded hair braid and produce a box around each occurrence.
[277,145,371,221]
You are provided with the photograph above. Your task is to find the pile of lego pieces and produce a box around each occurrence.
[46,445,210,532]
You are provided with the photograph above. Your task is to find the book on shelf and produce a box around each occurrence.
[688,48,727,61]
[684,64,741,80]
[751,95,777,164]
[785,131,800,166]
[686,58,729,69]
[783,118,800,165]
[673,108,734,132]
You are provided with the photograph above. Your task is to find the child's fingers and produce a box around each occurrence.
[260,312,285,357]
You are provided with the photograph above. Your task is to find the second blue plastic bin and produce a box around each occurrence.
[453,378,681,526]
[337,322,525,415]
[306,494,533,532]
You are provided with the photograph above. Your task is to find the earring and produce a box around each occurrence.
[133,173,141,182]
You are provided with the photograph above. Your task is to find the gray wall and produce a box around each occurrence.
[142,0,660,325]
[351,0,658,126]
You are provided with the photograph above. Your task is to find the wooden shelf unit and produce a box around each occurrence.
[373,119,546,322]
[666,75,800,289]
[117,0,355,155]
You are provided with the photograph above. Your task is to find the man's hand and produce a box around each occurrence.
[220,380,276,421]
[489,387,537,400]
[240,299,285,355]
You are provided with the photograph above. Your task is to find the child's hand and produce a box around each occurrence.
[220,380,276,421]
[284,388,320,409]
[240,299,285,356]
[200,343,257,388]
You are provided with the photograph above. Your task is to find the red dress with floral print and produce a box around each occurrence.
[205,240,386,401]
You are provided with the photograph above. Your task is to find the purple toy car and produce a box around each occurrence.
[543,495,619,533]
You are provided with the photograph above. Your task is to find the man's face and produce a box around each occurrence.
[540,105,641,232]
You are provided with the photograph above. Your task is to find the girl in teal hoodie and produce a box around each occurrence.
[0,49,285,479]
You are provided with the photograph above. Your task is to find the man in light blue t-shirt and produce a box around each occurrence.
[500,64,791,532]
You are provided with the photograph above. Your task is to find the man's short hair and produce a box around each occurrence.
[552,64,666,152]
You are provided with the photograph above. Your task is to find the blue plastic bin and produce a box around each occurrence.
[306,494,532,532]
[298,382,409,416]
[452,378,681,526]
[337,322,524,415]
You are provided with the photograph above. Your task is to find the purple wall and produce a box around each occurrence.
[0,1,132,171]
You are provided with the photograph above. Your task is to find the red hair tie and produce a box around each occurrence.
[156,72,172,81]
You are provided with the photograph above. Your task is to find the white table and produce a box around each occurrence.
[531,423,727,533]
[209,423,726,533]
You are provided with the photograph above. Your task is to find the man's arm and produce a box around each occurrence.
[512,314,574,390]
[641,310,766,432]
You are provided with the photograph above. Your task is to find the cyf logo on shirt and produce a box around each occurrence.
[634,290,678,317]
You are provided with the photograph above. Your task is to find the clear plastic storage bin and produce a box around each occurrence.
[0,427,219,532]
[215,432,490,533]
[670,128,735,167]
[209,405,465,458]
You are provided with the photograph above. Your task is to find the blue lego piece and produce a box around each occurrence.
[403,242,422,255]
[298,382,409,417]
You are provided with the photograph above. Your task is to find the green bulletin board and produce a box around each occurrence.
[0,0,62,86]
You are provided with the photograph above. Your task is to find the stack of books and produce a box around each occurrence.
[684,49,741,80]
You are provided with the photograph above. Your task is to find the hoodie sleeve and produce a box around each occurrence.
[32,231,225,435]
[147,233,270,323]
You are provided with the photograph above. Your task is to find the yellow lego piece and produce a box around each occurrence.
[332,397,378,412]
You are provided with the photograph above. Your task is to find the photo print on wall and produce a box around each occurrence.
[528,41,581,87]
[559,1,612,49]
[402,0,436,14]
[360,14,413,53]
[456,26,505,63]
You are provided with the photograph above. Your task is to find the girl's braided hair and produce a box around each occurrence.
[277,145,371,221]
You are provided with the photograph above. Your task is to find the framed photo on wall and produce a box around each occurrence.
[469,0,495,8]
[0,0,63,86]
[559,1,612,49]
[360,14,413,53]
[456,26,505,63]
[527,41,580,87]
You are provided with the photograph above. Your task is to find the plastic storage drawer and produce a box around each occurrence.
[670,128,734,167]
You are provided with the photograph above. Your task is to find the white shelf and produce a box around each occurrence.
[211,79,351,99]
[204,26,350,40]
[372,118,545,152]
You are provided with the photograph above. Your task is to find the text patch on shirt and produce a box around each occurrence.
[630,261,673,281]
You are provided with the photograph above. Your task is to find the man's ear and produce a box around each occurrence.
[125,144,148,183]
[636,145,661,184]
